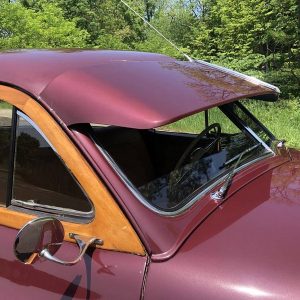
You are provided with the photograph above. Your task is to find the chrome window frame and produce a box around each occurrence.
[95,141,273,216]
[9,110,95,220]
[92,102,276,216]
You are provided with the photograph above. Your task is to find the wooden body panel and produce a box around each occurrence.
[0,85,145,255]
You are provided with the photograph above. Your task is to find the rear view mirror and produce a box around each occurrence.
[14,217,103,266]
[14,217,64,264]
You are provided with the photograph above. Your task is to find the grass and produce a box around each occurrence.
[1,98,299,149]
[0,101,12,109]
[162,107,238,134]
[161,99,300,149]
[243,99,300,149]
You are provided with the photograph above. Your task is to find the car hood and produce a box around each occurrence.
[158,156,300,299]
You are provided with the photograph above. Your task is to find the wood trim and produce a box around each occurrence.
[0,85,145,255]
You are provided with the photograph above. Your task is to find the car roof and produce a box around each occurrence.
[0,49,279,128]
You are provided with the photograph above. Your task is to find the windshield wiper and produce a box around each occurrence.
[211,143,262,202]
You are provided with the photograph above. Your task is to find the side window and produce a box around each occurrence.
[0,101,12,206]
[158,111,205,133]
[208,107,239,134]
[11,111,93,216]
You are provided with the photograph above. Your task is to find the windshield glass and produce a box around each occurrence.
[92,101,274,213]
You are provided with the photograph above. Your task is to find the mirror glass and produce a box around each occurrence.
[14,217,64,264]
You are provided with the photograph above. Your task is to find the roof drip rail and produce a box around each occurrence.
[120,0,194,62]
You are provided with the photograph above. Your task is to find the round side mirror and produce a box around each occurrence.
[14,217,103,266]
[14,217,64,264]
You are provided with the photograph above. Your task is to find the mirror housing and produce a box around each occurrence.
[14,217,103,266]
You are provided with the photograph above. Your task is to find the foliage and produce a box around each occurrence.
[243,99,300,149]
[0,0,299,147]
[52,0,145,47]
[163,99,300,149]
[189,0,300,98]
[2,0,298,95]
[0,1,88,48]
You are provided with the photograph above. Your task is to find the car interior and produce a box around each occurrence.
[92,125,224,188]
[90,120,256,211]
[93,126,197,187]
[89,103,270,211]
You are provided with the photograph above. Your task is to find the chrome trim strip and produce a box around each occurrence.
[93,100,275,216]
[220,102,275,155]
[11,199,93,218]
[13,110,95,219]
[16,110,57,152]
[94,138,274,217]
[243,125,273,153]
[196,60,281,94]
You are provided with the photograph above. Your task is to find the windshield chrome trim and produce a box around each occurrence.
[243,125,273,153]
[93,101,276,216]
[94,138,274,216]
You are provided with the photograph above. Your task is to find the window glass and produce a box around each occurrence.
[229,102,275,146]
[12,113,92,214]
[208,107,239,134]
[159,111,205,133]
[93,104,271,212]
[158,108,239,134]
[0,101,12,206]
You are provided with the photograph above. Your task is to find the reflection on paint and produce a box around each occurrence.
[232,285,273,297]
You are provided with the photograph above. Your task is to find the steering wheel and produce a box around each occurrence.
[174,123,221,170]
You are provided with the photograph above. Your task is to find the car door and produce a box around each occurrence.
[0,86,147,299]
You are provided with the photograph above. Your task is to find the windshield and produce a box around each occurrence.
[92,101,274,213]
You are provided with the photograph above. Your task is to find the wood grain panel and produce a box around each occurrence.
[0,85,145,255]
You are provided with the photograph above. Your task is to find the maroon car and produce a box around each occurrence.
[0,49,298,299]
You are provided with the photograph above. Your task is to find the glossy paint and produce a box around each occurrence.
[0,50,278,128]
[0,50,297,299]
[0,226,147,299]
[145,157,300,299]
[73,129,290,257]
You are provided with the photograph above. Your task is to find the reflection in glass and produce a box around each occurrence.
[0,102,12,206]
[13,115,92,213]
[14,217,64,264]
[93,102,272,212]
[138,132,260,210]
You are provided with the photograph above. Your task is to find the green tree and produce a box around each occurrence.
[1,0,298,97]
[52,0,146,48]
[188,0,299,96]
[0,1,88,49]
[136,0,197,58]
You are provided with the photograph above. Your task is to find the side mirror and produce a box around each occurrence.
[14,217,103,266]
